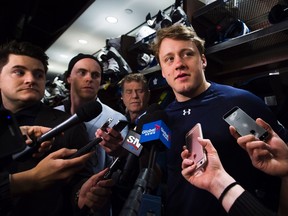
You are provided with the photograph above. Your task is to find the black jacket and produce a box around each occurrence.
[2,102,92,216]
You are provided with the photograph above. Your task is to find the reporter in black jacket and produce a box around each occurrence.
[0,41,113,216]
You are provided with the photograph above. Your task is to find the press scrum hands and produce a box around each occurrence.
[230,118,288,216]
[95,122,127,157]
[20,125,54,158]
[181,138,239,195]
[181,138,246,213]
[77,168,114,211]
[229,118,288,177]
[10,148,92,195]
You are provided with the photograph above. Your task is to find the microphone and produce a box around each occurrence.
[119,109,171,216]
[135,103,162,125]
[122,130,143,156]
[268,4,288,24]
[118,130,142,186]
[117,104,163,192]
[138,110,171,151]
[121,103,163,158]
[38,100,102,143]
[13,100,102,161]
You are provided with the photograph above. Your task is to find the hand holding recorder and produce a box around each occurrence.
[96,119,129,157]
[68,119,128,159]
[223,106,269,141]
[181,137,236,196]
[77,168,114,211]
[185,123,207,173]
[230,118,288,177]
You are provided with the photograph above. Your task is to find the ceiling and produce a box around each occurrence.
[1,0,179,78]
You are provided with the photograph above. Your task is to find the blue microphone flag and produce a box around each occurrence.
[140,120,171,149]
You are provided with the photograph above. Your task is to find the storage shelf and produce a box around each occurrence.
[191,0,288,80]
[206,20,288,55]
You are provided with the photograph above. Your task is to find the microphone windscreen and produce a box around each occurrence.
[146,103,162,114]
[135,103,162,125]
[75,100,102,122]
[136,110,169,133]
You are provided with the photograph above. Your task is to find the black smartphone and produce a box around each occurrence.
[68,119,128,159]
[0,109,26,159]
[223,106,269,140]
[111,120,129,132]
[103,157,122,179]
[100,117,113,132]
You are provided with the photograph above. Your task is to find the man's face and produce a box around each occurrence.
[158,38,207,101]
[0,54,46,112]
[122,81,149,114]
[67,58,102,101]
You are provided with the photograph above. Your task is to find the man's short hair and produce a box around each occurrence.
[118,73,149,92]
[151,24,205,63]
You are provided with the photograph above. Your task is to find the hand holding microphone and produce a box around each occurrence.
[13,100,102,161]
[19,125,53,158]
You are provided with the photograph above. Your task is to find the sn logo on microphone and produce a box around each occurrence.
[122,130,143,156]
[126,135,141,150]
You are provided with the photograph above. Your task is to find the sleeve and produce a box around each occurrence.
[0,171,13,213]
[228,191,277,216]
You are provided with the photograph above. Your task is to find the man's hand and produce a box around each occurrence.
[20,126,53,157]
[10,148,92,195]
[95,127,125,157]
[78,168,114,211]
[230,118,288,177]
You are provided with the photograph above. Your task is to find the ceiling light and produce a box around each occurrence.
[106,16,118,24]
[60,54,68,58]
[125,9,133,14]
[78,39,88,44]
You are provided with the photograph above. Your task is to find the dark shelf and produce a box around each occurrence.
[191,0,288,81]
[206,20,288,55]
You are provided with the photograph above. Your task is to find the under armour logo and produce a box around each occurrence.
[183,109,191,116]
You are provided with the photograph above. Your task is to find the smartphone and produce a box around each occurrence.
[223,106,269,140]
[103,157,122,179]
[0,109,26,159]
[100,117,113,132]
[68,119,128,159]
[111,120,129,132]
[185,123,207,172]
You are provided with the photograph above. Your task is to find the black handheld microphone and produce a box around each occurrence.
[38,100,102,143]
[67,137,103,159]
[135,103,162,125]
[268,4,288,24]
[13,100,102,161]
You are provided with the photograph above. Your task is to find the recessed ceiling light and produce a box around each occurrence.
[78,39,88,44]
[106,16,118,24]
[125,9,133,14]
[60,54,68,58]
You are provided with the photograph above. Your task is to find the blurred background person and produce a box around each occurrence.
[118,73,150,129]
